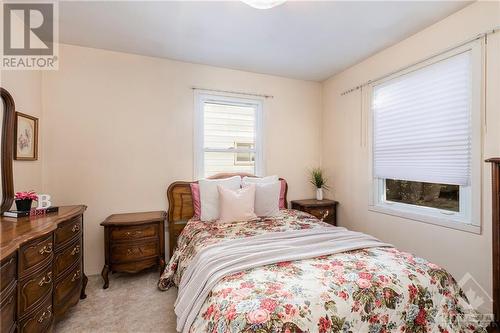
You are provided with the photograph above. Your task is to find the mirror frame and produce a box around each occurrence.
[1,87,15,213]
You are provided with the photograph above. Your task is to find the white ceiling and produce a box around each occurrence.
[57,1,471,81]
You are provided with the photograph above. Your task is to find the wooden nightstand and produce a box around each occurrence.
[291,199,338,226]
[100,211,166,289]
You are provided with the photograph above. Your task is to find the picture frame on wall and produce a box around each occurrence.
[14,112,38,161]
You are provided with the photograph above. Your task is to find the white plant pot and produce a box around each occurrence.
[316,188,323,200]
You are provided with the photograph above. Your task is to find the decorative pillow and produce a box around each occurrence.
[190,183,201,219]
[198,176,241,221]
[279,179,287,209]
[242,175,279,184]
[217,184,257,223]
[241,175,287,209]
[242,181,280,217]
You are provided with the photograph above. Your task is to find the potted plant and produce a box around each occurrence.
[310,168,329,200]
[14,191,38,212]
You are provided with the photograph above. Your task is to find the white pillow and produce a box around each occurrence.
[242,175,279,184]
[242,181,280,217]
[217,184,257,223]
[198,176,241,221]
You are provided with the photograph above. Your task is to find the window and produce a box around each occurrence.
[194,92,263,178]
[369,41,482,233]
[234,142,255,166]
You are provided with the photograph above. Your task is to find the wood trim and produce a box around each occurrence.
[14,112,38,161]
[486,158,500,332]
[0,88,15,214]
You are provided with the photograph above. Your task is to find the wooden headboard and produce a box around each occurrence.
[166,173,288,256]
[166,173,288,224]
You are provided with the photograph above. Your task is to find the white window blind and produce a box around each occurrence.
[372,51,472,186]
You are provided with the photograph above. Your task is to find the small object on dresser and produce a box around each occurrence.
[14,191,38,211]
[3,206,59,218]
[100,211,166,289]
[291,199,338,226]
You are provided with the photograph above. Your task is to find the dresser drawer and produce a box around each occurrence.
[110,241,158,263]
[0,253,17,293]
[19,264,53,315]
[0,284,16,333]
[54,216,82,248]
[53,238,81,277]
[18,294,52,333]
[110,224,158,241]
[19,234,53,275]
[54,262,82,305]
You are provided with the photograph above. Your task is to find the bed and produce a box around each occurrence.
[159,173,489,333]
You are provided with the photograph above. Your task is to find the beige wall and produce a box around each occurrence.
[0,71,44,197]
[322,1,500,313]
[41,44,322,275]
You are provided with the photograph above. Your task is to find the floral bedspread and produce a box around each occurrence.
[159,210,487,333]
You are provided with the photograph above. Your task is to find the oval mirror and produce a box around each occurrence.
[1,87,15,214]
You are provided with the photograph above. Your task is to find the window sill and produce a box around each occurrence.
[368,204,481,235]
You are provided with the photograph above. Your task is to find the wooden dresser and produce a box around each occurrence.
[100,211,165,289]
[291,199,338,226]
[0,205,87,333]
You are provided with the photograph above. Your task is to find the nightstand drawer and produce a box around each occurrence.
[110,224,158,241]
[291,199,338,226]
[306,207,334,221]
[110,241,158,263]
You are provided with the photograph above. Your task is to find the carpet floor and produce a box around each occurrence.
[54,270,178,332]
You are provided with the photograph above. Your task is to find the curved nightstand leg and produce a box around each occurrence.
[80,273,88,299]
[101,265,110,289]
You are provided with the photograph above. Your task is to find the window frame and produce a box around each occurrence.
[194,91,264,179]
[234,141,256,166]
[368,40,484,234]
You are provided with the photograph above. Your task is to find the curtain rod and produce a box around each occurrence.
[192,87,273,99]
[340,26,500,96]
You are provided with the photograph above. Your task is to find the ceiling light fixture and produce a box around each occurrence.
[241,0,287,9]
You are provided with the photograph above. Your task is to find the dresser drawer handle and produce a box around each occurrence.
[71,270,81,282]
[38,272,52,286]
[72,224,80,232]
[125,230,143,238]
[37,305,52,323]
[38,243,53,255]
[71,245,80,256]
